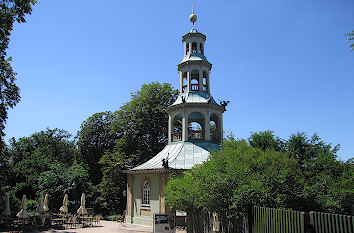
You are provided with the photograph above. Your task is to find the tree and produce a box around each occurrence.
[7,128,75,200]
[165,139,301,217]
[111,82,178,166]
[165,131,353,229]
[0,0,37,140]
[76,111,117,185]
[37,163,95,213]
[346,30,354,50]
[248,130,284,152]
[99,82,178,214]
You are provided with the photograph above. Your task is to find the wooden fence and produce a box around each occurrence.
[185,207,353,233]
[309,211,354,233]
[251,206,305,233]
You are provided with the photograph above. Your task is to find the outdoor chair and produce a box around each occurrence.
[72,215,77,228]
[95,215,101,226]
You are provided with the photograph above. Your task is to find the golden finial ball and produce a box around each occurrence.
[189,14,197,23]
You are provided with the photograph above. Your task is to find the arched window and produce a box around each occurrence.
[186,43,190,55]
[142,181,151,206]
[200,43,204,55]
[191,70,199,91]
[192,42,197,53]
[188,112,205,140]
[172,113,182,142]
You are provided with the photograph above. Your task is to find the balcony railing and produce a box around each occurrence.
[172,132,182,142]
[189,130,204,140]
[191,84,199,91]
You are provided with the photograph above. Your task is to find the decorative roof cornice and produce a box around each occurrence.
[182,31,206,41]
[178,60,212,71]
[166,102,224,113]
[124,168,186,175]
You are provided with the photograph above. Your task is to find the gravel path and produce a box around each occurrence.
[40,220,186,233]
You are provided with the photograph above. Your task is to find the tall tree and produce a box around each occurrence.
[76,111,117,185]
[166,131,353,225]
[0,0,37,140]
[7,128,75,200]
[248,130,284,152]
[111,82,179,166]
[99,82,178,214]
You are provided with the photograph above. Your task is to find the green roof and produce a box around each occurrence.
[130,141,221,171]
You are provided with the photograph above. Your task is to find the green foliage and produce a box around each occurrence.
[166,139,302,219]
[0,0,37,140]
[346,30,354,50]
[4,128,80,210]
[165,131,353,220]
[76,111,117,185]
[98,82,178,215]
[37,163,96,213]
[102,214,122,221]
[248,130,284,151]
[111,82,178,166]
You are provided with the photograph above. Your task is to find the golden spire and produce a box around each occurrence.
[189,0,197,28]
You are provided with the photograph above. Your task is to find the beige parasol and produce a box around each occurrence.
[16,195,29,219]
[43,193,49,212]
[36,193,45,214]
[2,193,11,216]
[59,194,68,213]
[77,193,87,215]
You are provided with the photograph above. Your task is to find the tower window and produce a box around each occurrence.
[186,43,189,55]
[142,181,151,206]
[191,70,199,91]
[192,42,197,53]
[200,43,204,55]
[188,112,205,140]
[172,114,183,142]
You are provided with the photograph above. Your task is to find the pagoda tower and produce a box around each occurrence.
[125,12,226,226]
[167,13,224,145]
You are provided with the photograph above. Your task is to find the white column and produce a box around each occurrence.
[219,113,223,141]
[187,71,191,92]
[180,72,183,94]
[198,69,203,91]
[204,110,210,141]
[182,111,189,141]
[207,72,210,93]
[168,114,172,143]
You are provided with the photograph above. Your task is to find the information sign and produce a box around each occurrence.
[153,213,176,233]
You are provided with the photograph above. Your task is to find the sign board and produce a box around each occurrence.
[153,213,176,233]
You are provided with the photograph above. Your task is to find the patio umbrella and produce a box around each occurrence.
[43,193,49,212]
[77,193,87,215]
[2,193,11,216]
[36,193,45,214]
[59,194,68,213]
[16,195,29,219]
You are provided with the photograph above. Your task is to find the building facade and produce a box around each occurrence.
[125,13,226,226]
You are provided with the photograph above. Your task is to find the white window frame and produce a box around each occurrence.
[142,181,151,207]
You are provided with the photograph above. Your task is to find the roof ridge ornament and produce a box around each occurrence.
[189,0,197,29]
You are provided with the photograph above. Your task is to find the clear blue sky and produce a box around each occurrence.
[5,0,354,161]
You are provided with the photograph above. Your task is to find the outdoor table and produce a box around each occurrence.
[79,216,95,227]
[51,217,66,226]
